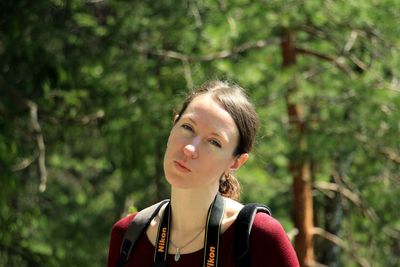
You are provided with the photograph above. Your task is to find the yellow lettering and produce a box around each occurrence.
[207,246,216,266]
[158,228,167,252]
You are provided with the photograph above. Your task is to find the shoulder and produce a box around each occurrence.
[111,213,137,236]
[249,213,300,266]
[252,212,287,238]
[107,213,138,267]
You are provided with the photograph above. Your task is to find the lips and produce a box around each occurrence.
[173,160,191,172]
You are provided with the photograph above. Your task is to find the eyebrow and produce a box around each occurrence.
[187,117,227,141]
[188,117,197,125]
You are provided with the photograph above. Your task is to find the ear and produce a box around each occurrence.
[229,153,249,171]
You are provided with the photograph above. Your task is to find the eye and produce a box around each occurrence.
[209,139,222,148]
[181,123,194,132]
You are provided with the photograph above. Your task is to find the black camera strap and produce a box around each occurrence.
[152,194,225,267]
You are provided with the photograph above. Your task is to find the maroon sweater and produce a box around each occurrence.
[107,212,299,267]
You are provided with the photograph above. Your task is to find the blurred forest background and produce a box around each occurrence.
[1,0,399,266]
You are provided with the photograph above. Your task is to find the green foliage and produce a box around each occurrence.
[1,0,399,266]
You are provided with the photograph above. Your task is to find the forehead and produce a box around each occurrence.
[181,94,239,140]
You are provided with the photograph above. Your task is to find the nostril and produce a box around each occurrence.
[184,144,196,153]
[183,144,199,159]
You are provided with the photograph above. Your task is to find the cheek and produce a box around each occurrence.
[164,133,175,158]
[165,132,187,159]
[166,132,182,150]
[202,153,232,173]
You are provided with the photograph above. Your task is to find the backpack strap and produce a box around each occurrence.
[116,199,169,267]
[234,203,272,267]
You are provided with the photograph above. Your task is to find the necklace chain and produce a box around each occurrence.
[169,228,204,261]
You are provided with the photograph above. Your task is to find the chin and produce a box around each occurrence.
[167,180,192,189]
[165,176,200,190]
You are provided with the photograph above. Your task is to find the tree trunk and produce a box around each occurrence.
[281,29,315,267]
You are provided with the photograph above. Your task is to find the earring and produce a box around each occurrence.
[224,172,230,180]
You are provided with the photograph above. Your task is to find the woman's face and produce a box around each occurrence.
[163,94,245,190]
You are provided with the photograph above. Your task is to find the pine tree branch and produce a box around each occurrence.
[12,157,36,171]
[314,180,378,221]
[182,59,194,89]
[313,181,361,206]
[312,227,345,247]
[312,227,370,267]
[295,47,352,74]
[379,147,400,164]
[26,100,48,192]
[139,38,280,62]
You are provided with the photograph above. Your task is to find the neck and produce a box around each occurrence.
[170,185,219,234]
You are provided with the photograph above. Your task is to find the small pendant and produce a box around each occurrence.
[174,248,181,262]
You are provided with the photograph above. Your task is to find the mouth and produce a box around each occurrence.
[173,160,191,172]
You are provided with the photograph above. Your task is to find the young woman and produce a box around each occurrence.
[107,80,299,267]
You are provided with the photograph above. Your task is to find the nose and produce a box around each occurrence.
[183,140,199,159]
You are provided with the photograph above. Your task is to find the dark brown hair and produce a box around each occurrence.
[175,80,259,200]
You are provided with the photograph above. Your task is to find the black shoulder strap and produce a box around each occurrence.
[116,200,169,267]
[234,203,271,267]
